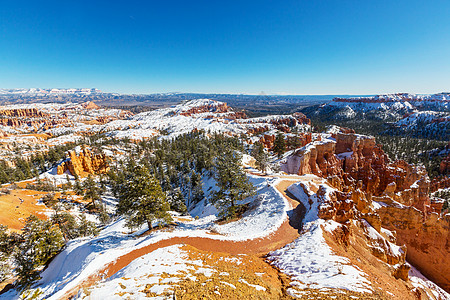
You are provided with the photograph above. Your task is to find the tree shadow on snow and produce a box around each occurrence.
[285,189,305,233]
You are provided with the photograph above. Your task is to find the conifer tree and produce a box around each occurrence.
[83,175,102,208]
[0,225,12,282]
[116,165,172,230]
[212,149,255,219]
[273,132,286,159]
[252,142,270,173]
[15,215,64,288]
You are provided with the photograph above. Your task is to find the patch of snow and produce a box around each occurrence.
[409,265,450,300]
[267,219,372,294]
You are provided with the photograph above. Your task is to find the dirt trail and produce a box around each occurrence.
[103,179,303,277]
[62,178,305,299]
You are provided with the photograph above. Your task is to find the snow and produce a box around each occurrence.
[267,180,372,294]
[361,220,404,259]
[96,99,311,140]
[409,265,450,300]
[238,278,266,291]
[267,220,372,295]
[76,244,205,299]
[1,174,289,299]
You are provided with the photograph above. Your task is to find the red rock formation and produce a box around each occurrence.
[57,146,109,178]
[0,108,48,118]
[81,101,100,110]
[378,206,450,291]
[430,176,450,192]
[259,134,275,149]
[179,102,231,116]
[440,154,450,175]
[282,132,450,291]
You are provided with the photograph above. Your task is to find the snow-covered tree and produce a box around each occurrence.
[83,175,102,208]
[15,215,65,289]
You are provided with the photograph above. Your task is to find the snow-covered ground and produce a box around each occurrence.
[409,265,450,300]
[267,180,373,295]
[75,245,203,299]
[1,174,289,299]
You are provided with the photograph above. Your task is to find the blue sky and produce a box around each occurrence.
[0,0,449,94]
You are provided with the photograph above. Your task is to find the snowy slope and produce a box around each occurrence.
[386,111,450,139]
[267,180,373,295]
[1,175,288,299]
[100,99,310,140]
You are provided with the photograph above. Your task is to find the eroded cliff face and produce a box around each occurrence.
[378,205,450,291]
[281,130,450,292]
[57,146,109,178]
[0,108,62,131]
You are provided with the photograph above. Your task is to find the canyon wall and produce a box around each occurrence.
[282,130,450,292]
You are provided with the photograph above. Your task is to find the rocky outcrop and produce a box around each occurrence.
[81,101,100,110]
[282,130,450,291]
[378,206,450,291]
[440,154,450,175]
[281,140,342,177]
[57,146,109,178]
[180,102,231,116]
[0,108,48,118]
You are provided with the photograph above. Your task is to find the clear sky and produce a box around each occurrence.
[0,0,449,95]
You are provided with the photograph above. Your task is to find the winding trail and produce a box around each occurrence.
[63,177,306,299]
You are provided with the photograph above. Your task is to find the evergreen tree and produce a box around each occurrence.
[74,177,83,196]
[252,142,270,173]
[212,149,255,219]
[15,215,64,289]
[116,165,172,230]
[51,210,78,241]
[83,175,102,208]
[167,188,187,214]
[77,214,100,237]
[273,132,286,159]
[0,225,12,282]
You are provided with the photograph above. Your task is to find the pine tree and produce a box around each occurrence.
[0,225,12,282]
[74,177,83,195]
[15,215,64,289]
[167,188,187,213]
[83,175,102,208]
[77,214,100,237]
[212,149,255,219]
[51,210,78,241]
[252,142,270,173]
[273,132,286,159]
[116,165,172,230]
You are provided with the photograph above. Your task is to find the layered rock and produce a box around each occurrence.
[282,130,450,291]
[57,146,109,178]
[378,206,450,291]
[295,179,411,285]
[179,102,231,116]
[0,108,48,118]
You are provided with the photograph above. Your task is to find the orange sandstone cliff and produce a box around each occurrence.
[57,146,109,178]
[281,130,450,292]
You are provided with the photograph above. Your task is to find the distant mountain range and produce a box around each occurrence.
[0,88,362,107]
[301,93,449,140]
